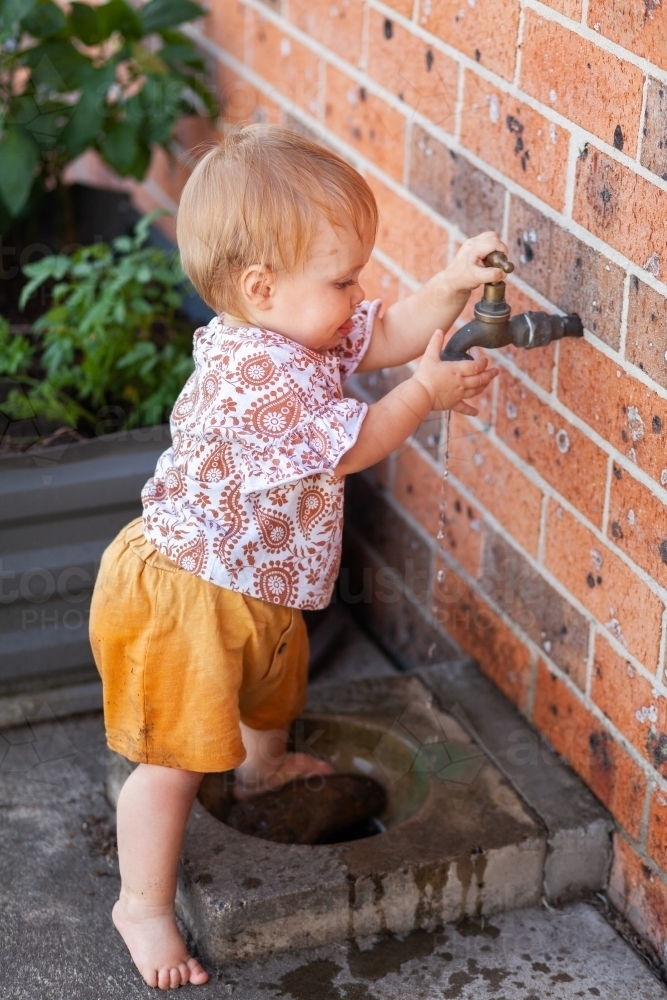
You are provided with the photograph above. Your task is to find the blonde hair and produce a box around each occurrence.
[176,124,378,317]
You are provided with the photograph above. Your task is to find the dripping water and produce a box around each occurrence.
[431,410,451,645]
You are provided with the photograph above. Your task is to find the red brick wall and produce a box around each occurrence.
[107,0,667,959]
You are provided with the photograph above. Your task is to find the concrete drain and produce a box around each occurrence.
[106,671,613,964]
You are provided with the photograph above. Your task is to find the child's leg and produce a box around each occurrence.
[112,763,209,989]
[233,720,333,799]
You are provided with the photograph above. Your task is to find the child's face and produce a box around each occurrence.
[242,220,373,352]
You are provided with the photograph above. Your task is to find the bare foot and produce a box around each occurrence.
[112,893,209,989]
[233,751,333,800]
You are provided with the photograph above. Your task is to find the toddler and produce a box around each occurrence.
[89,123,505,989]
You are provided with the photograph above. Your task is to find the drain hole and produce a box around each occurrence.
[224,774,388,845]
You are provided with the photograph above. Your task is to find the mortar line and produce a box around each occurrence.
[562,128,582,219]
[365,476,667,789]
[501,187,511,246]
[513,0,527,88]
[525,649,538,719]
[657,609,667,686]
[360,0,370,72]
[188,8,667,207]
[619,271,631,360]
[371,246,421,292]
[402,117,413,189]
[536,493,549,566]
[600,453,614,538]
[453,60,465,142]
[580,0,589,25]
[584,621,596,699]
[243,1,252,66]
[317,51,326,122]
[636,74,650,167]
[638,777,655,849]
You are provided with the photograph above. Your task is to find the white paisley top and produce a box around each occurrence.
[141,299,380,610]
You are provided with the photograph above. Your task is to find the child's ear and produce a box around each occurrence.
[240,265,275,312]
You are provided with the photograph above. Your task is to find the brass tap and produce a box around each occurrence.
[440,251,583,362]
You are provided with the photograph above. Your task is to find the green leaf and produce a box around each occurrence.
[70,0,142,44]
[0,127,40,217]
[21,0,67,38]
[139,0,204,34]
[58,88,105,158]
[100,118,140,176]
[131,41,169,75]
[0,0,37,38]
[23,40,90,91]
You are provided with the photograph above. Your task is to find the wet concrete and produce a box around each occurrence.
[0,703,665,997]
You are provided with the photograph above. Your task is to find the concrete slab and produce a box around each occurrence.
[0,711,664,999]
[418,662,614,902]
[171,674,549,963]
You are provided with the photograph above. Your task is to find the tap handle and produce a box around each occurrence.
[484,251,514,274]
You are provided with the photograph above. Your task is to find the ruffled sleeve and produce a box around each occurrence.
[328,299,381,382]
[237,393,368,491]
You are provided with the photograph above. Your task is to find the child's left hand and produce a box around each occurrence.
[443,232,509,295]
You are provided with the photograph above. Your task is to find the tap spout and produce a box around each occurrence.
[440,310,583,362]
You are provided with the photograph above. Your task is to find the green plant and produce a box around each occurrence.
[0,0,216,226]
[0,211,195,431]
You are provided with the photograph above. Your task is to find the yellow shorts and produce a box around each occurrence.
[89,518,309,773]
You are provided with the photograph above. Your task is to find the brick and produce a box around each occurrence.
[409,126,505,238]
[608,463,667,591]
[508,196,624,350]
[419,0,520,82]
[592,633,667,777]
[394,445,484,577]
[367,11,459,129]
[480,529,589,688]
[413,410,443,462]
[573,145,667,272]
[609,834,667,961]
[544,500,663,667]
[324,65,406,181]
[641,78,667,182]
[626,275,667,391]
[496,370,607,526]
[216,64,281,126]
[345,474,432,602]
[354,363,411,403]
[539,0,581,18]
[521,12,644,157]
[433,558,533,711]
[647,791,667,874]
[460,70,569,211]
[205,0,246,62]
[448,414,543,555]
[250,12,320,115]
[360,255,400,308]
[502,285,557,391]
[289,0,364,67]
[558,336,667,488]
[533,663,647,837]
[587,0,667,72]
[368,175,448,284]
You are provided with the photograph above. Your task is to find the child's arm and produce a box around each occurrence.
[335,328,496,477]
[357,232,508,372]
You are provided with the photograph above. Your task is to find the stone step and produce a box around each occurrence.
[107,666,613,964]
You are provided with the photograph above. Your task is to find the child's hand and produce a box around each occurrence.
[443,232,509,295]
[412,329,498,416]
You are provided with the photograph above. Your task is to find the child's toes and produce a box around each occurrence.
[169,966,181,988]
[142,967,159,988]
[177,961,190,984]
[157,967,172,989]
[187,958,209,984]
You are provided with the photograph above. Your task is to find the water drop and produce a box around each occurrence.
[437,569,445,582]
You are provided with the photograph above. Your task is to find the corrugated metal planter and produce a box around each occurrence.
[0,426,170,714]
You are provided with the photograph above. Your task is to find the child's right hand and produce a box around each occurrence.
[412,328,498,416]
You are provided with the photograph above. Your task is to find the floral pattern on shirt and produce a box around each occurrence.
[141,299,380,609]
